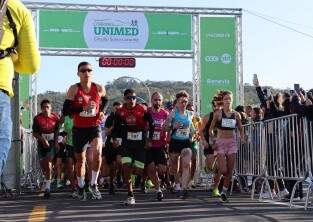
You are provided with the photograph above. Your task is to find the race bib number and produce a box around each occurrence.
[42,133,54,141]
[152,132,161,141]
[176,128,190,138]
[79,108,96,117]
[127,132,142,141]
[221,118,236,129]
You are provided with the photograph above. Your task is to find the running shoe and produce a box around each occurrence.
[141,182,147,194]
[78,187,87,201]
[125,196,136,205]
[85,184,92,193]
[157,191,163,201]
[212,187,221,197]
[146,180,154,189]
[181,189,188,200]
[90,185,102,200]
[220,192,229,202]
[56,181,64,189]
[70,188,78,198]
[176,189,182,198]
[168,185,176,194]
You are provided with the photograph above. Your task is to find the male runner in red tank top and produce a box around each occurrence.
[33,99,60,198]
[62,61,108,201]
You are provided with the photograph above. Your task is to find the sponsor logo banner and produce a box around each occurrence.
[200,17,237,115]
[39,10,192,51]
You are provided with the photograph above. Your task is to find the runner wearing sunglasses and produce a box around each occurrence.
[62,61,108,201]
[112,89,155,205]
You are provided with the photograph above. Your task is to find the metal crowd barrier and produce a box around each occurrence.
[21,130,43,191]
[234,114,313,210]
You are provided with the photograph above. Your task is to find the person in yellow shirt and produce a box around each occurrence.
[0,0,40,176]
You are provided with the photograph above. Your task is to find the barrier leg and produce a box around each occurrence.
[289,179,303,208]
[304,181,313,210]
[252,177,263,200]
[265,179,273,200]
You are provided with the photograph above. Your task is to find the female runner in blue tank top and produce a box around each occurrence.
[165,90,195,199]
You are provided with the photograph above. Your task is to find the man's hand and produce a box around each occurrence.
[41,138,50,149]
[241,135,248,144]
[99,111,106,122]
[253,74,259,87]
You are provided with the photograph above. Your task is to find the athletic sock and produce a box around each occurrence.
[77,176,85,189]
[222,186,228,194]
[175,183,181,191]
[91,170,100,186]
[45,180,51,190]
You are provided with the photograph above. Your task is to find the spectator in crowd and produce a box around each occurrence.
[0,0,40,177]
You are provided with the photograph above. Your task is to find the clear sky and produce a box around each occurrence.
[23,0,313,93]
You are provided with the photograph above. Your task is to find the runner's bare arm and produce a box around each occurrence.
[235,111,245,140]
[97,84,108,112]
[96,84,106,97]
[66,84,78,100]
[208,111,221,138]
[164,111,175,132]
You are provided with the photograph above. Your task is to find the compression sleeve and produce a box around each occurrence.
[144,111,155,140]
[99,96,109,112]
[62,99,83,116]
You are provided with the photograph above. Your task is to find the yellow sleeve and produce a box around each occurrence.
[13,8,40,74]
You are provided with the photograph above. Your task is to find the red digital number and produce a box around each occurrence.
[99,57,136,68]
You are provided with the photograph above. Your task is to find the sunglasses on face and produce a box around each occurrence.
[126,96,136,100]
[79,69,93,73]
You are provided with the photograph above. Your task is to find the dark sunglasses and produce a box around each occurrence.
[79,69,93,73]
[126,95,136,100]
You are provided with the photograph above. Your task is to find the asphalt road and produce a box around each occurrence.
[1,190,313,222]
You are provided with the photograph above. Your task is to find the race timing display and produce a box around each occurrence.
[99,57,136,68]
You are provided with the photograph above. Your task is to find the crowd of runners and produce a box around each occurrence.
[32,61,247,204]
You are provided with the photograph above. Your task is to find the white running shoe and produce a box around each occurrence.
[125,196,135,205]
[91,185,102,200]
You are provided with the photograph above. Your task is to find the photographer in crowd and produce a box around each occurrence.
[253,74,290,198]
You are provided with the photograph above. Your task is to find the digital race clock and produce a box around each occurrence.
[99,57,136,68]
